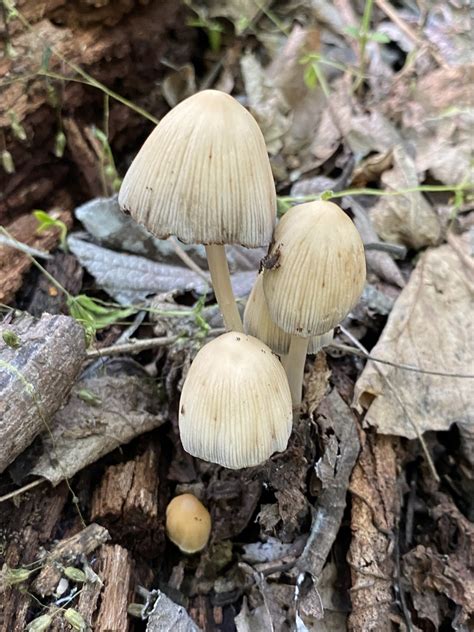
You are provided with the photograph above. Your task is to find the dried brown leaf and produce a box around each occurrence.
[28,375,166,485]
[354,240,473,438]
[370,145,441,249]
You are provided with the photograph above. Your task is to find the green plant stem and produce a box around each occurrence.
[279,183,471,208]
[355,0,374,91]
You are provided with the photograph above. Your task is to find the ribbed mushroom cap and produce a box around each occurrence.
[166,493,211,554]
[179,332,292,469]
[263,201,366,336]
[244,274,335,354]
[118,90,276,247]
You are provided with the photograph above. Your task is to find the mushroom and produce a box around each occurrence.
[179,332,292,469]
[166,493,211,554]
[262,201,366,409]
[243,273,334,356]
[118,90,276,332]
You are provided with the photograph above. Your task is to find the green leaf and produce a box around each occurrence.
[343,25,360,39]
[321,190,335,201]
[303,64,318,90]
[33,210,68,251]
[67,295,137,342]
[367,31,390,43]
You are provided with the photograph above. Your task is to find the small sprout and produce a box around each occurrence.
[2,330,21,348]
[4,0,19,22]
[320,189,334,201]
[77,389,102,407]
[104,164,116,180]
[2,150,15,174]
[33,210,68,251]
[45,83,59,108]
[3,566,33,585]
[5,42,18,59]
[26,614,53,632]
[63,608,87,631]
[54,131,67,158]
[166,493,212,554]
[9,112,27,142]
[63,566,87,583]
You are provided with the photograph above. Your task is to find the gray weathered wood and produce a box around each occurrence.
[0,312,86,472]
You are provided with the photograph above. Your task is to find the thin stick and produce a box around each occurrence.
[283,335,309,417]
[169,237,210,284]
[86,335,178,358]
[339,327,440,482]
[0,479,45,503]
[329,342,474,379]
[205,245,243,332]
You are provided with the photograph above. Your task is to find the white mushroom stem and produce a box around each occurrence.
[205,244,243,332]
[282,335,309,416]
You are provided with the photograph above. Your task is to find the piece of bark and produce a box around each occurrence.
[95,544,133,632]
[27,252,83,316]
[91,442,165,556]
[348,434,400,632]
[297,388,360,581]
[0,312,86,472]
[0,1,194,221]
[0,482,69,632]
[32,523,110,597]
[0,206,72,304]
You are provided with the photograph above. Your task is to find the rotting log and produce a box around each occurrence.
[95,544,134,632]
[91,441,165,556]
[0,311,86,472]
[0,0,196,222]
[0,482,69,632]
[32,523,110,597]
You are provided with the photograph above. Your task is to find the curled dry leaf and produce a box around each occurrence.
[370,145,441,249]
[146,590,201,632]
[354,240,473,438]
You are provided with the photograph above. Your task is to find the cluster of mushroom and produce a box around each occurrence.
[119,89,366,472]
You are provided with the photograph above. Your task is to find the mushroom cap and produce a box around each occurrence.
[118,89,276,247]
[262,201,366,336]
[244,273,335,354]
[166,493,211,554]
[179,332,292,469]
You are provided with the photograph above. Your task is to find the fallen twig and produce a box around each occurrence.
[329,342,474,379]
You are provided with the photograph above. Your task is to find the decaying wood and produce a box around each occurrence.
[95,544,134,632]
[0,203,72,304]
[28,375,166,485]
[32,523,110,597]
[91,442,165,556]
[348,434,400,631]
[0,0,194,221]
[27,251,83,316]
[0,483,69,632]
[0,311,86,472]
[297,388,360,579]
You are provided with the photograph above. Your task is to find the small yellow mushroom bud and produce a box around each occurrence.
[165,493,211,554]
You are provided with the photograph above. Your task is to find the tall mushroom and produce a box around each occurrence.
[262,201,366,410]
[118,90,276,332]
[179,332,292,469]
[244,272,334,357]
